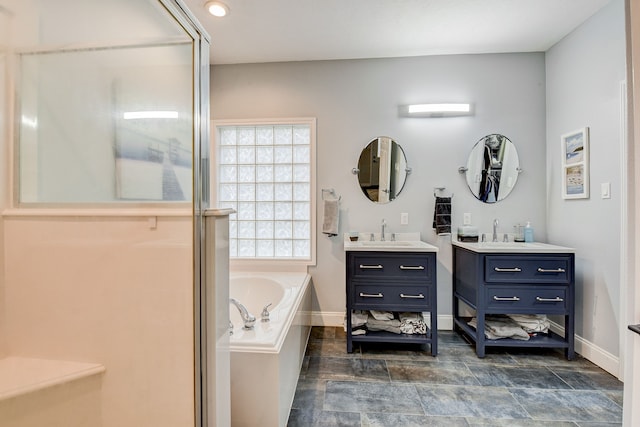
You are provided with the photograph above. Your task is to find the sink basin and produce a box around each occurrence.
[361,241,416,247]
[453,240,575,253]
[343,232,438,252]
[478,241,539,248]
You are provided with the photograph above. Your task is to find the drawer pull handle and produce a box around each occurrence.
[359,292,383,298]
[494,267,522,272]
[400,293,425,299]
[400,265,425,270]
[493,296,520,301]
[537,268,566,273]
[536,296,564,302]
[359,264,383,270]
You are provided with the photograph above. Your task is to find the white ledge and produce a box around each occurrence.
[2,208,191,218]
[0,357,105,401]
[452,240,575,253]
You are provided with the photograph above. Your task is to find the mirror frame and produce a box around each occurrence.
[353,136,410,204]
[462,133,521,203]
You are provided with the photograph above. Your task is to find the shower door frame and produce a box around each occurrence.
[158,1,211,426]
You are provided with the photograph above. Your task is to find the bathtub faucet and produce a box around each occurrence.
[261,303,272,322]
[230,298,256,330]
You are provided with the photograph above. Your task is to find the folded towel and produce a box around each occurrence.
[432,196,451,235]
[350,310,368,328]
[369,310,394,321]
[322,199,339,236]
[399,312,427,335]
[367,317,401,328]
[367,317,401,334]
[468,316,530,341]
[507,314,550,334]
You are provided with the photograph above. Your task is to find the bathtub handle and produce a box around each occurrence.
[359,292,384,298]
[359,264,383,270]
[400,293,425,299]
[261,303,272,322]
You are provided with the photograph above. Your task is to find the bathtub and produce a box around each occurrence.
[228,271,312,427]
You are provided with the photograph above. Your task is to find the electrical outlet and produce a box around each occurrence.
[463,213,472,225]
[400,212,409,225]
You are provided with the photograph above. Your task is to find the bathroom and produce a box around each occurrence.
[0,0,639,426]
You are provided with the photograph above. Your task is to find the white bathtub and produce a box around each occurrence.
[229,271,312,427]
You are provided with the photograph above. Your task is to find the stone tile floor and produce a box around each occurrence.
[287,327,623,427]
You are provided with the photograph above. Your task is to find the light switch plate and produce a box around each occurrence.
[400,212,409,225]
[463,213,472,225]
[601,182,611,199]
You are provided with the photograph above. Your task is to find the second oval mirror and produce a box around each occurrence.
[356,136,409,203]
[464,133,520,203]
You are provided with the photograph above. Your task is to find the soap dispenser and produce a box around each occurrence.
[524,221,534,243]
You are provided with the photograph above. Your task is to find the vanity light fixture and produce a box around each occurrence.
[400,103,473,117]
[205,1,229,17]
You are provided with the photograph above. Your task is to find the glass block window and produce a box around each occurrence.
[214,119,315,261]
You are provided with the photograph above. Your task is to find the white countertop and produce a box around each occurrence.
[452,240,575,254]
[343,232,438,252]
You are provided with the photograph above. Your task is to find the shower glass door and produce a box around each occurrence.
[0,0,209,425]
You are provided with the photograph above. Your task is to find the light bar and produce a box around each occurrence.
[400,103,473,117]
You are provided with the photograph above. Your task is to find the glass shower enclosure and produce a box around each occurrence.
[0,0,212,425]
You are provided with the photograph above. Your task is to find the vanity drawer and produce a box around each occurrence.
[484,286,568,313]
[485,255,572,284]
[352,283,431,310]
[348,252,433,281]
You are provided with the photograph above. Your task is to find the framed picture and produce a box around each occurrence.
[561,127,589,199]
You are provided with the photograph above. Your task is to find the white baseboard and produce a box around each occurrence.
[549,320,620,377]
[311,313,619,376]
[311,311,454,331]
[311,311,344,327]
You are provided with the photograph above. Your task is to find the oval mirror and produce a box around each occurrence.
[355,136,409,203]
[464,134,520,203]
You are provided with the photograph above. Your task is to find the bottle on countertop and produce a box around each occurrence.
[524,221,534,243]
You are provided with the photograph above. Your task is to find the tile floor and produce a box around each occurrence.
[287,327,624,427]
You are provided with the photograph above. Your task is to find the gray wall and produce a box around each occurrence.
[546,0,626,358]
[212,52,548,322]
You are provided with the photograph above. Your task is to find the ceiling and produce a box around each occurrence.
[181,0,614,65]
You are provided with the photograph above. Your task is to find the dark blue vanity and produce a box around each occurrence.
[344,235,438,355]
[452,241,575,359]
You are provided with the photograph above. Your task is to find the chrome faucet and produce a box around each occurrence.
[230,298,256,329]
[261,303,272,322]
[492,218,499,242]
[381,218,387,241]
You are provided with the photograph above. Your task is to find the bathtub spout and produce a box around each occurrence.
[230,298,256,329]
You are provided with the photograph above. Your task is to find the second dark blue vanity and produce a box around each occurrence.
[452,241,576,360]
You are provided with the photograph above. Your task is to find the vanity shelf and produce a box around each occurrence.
[452,241,575,359]
[345,243,438,355]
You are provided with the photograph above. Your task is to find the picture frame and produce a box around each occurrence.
[561,127,589,199]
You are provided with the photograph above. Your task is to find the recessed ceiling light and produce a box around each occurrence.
[206,1,229,17]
